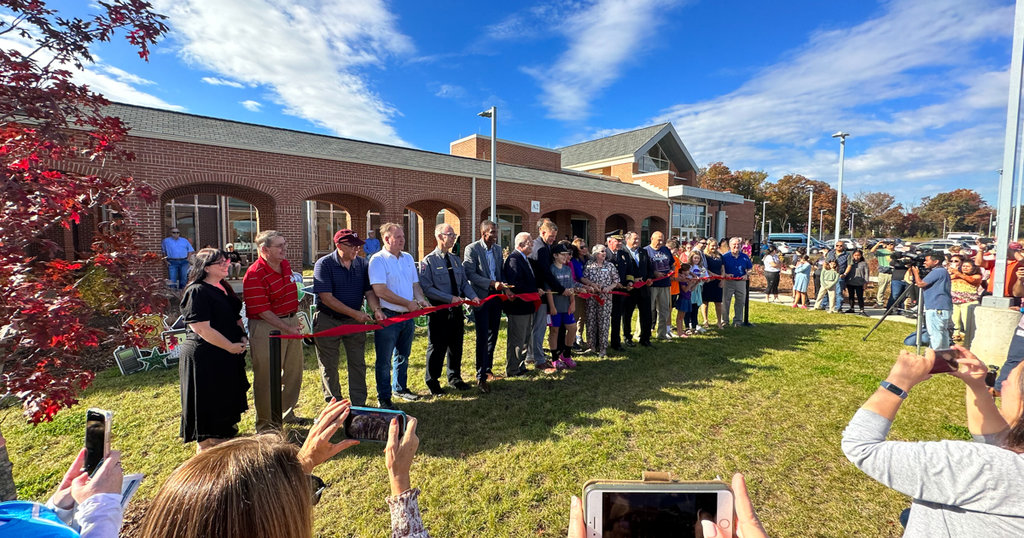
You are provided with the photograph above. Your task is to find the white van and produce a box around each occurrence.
[947,233,980,242]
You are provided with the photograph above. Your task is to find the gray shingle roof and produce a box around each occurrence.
[106,103,666,201]
[558,124,669,167]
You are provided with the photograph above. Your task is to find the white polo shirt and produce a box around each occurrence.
[368,249,419,312]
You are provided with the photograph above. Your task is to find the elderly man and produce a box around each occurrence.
[242,230,306,429]
[363,229,381,257]
[420,223,478,395]
[503,232,556,376]
[311,229,383,407]
[721,237,753,327]
[162,228,194,289]
[463,220,507,393]
[369,222,429,409]
[622,231,654,347]
[528,219,564,364]
[606,230,628,352]
[646,231,674,340]
[824,241,851,312]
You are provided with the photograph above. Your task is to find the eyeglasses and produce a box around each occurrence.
[171,231,180,234]
[205,257,229,267]
[309,474,326,506]
[439,232,458,238]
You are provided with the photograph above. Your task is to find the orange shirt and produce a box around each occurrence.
[981,257,1020,295]
[671,255,681,295]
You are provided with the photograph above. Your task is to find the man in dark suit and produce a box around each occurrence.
[463,220,507,393]
[607,230,628,351]
[622,231,654,347]
[503,232,556,376]
[420,223,478,396]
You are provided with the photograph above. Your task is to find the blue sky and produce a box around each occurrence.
[21,0,1017,207]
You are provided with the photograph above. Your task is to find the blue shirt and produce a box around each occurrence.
[313,251,371,311]
[921,267,953,311]
[162,236,194,259]
[721,251,753,277]
[363,238,381,256]
[646,245,674,288]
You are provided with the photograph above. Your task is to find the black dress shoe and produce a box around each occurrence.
[477,378,491,393]
[426,383,446,396]
[451,380,472,391]
[378,399,397,410]
[624,340,636,348]
[640,341,654,348]
[394,389,420,401]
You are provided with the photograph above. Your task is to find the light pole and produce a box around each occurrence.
[760,200,768,243]
[990,211,995,237]
[832,131,849,244]
[806,187,814,252]
[478,107,497,223]
[819,209,825,241]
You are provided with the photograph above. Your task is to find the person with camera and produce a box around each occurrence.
[137,399,429,538]
[842,347,1024,536]
[870,241,893,307]
[909,250,953,350]
[973,239,1024,299]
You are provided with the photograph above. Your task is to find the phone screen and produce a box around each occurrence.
[930,348,960,374]
[84,410,109,475]
[343,407,405,443]
[601,492,719,537]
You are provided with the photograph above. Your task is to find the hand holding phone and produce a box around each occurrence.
[583,479,734,537]
[345,406,406,443]
[929,348,960,375]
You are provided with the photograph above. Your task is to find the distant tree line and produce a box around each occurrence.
[698,162,995,239]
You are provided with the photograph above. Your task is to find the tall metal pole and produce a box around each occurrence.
[819,209,825,241]
[985,0,1024,307]
[478,107,498,223]
[990,211,995,237]
[806,188,814,252]
[832,132,849,244]
[760,201,768,243]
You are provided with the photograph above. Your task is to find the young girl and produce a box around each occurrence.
[688,252,707,333]
[815,260,840,313]
[791,255,811,309]
[674,263,694,337]
[949,257,982,342]
[845,250,869,315]
[547,243,580,369]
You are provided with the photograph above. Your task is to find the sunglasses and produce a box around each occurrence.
[310,474,326,506]
[204,256,229,267]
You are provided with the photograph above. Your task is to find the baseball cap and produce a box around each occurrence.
[333,229,365,246]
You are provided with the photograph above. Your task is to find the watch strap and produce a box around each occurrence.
[880,380,908,399]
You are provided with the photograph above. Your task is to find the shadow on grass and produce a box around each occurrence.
[379,320,843,458]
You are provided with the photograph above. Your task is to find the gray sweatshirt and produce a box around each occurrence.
[842,409,1024,536]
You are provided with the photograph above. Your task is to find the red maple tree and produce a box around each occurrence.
[0,0,169,427]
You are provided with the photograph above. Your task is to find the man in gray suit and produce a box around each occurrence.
[463,220,507,393]
[420,222,478,395]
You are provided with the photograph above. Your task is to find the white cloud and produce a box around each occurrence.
[433,83,465,99]
[201,76,244,88]
[154,0,414,145]
[240,99,262,111]
[644,0,1013,205]
[527,0,683,120]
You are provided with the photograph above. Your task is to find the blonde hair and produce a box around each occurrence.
[379,222,402,239]
[138,434,312,538]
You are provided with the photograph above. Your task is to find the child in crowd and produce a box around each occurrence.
[791,255,811,309]
[949,257,982,342]
[815,260,839,313]
[688,252,707,333]
[547,243,581,369]
[674,263,694,337]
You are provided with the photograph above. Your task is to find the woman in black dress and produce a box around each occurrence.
[702,240,726,329]
[179,248,250,452]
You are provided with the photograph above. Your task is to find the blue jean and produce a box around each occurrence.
[835,278,845,311]
[888,279,909,311]
[925,309,951,350]
[168,259,189,289]
[373,317,413,402]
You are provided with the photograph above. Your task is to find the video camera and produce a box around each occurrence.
[890,251,931,276]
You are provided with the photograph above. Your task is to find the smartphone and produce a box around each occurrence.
[930,348,961,374]
[343,406,406,443]
[583,480,733,538]
[83,408,113,476]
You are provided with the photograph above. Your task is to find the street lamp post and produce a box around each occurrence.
[760,200,768,244]
[806,187,814,252]
[832,132,849,244]
[990,211,995,237]
[819,209,825,241]
[478,107,497,223]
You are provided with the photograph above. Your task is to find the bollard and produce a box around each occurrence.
[269,330,282,429]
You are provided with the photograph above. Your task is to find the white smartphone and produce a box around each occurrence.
[83,408,113,476]
[583,480,734,538]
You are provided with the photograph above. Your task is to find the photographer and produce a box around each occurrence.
[842,347,1024,535]
[909,250,952,349]
[887,252,914,314]
[870,241,893,307]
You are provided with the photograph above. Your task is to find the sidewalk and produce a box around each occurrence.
[747,290,916,325]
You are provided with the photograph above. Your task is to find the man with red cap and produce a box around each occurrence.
[312,229,384,407]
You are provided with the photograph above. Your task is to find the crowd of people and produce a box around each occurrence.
[32,225,1024,536]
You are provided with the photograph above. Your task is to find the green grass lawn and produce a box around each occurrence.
[4,303,971,536]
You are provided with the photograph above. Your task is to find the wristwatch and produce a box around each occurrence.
[879,380,908,399]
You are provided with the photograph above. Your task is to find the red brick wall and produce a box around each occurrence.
[450,135,562,172]
[725,201,757,240]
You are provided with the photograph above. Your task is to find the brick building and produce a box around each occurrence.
[58,104,754,268]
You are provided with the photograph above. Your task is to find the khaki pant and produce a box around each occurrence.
[876,271,892,306]
[815,286,837,312]
[249,317,304,430]
[313,312,368,406]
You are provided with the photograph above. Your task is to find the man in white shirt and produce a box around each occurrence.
[368,222,430,409]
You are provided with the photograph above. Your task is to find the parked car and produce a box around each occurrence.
[767,233,828,254]
[825,238,859,250]
[947,232,981,242]
[912,240,976,257]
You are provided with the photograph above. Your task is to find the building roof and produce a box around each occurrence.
[106,103,667,201]
[558,124,669,167]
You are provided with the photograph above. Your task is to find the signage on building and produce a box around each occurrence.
[531,200,540,213]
